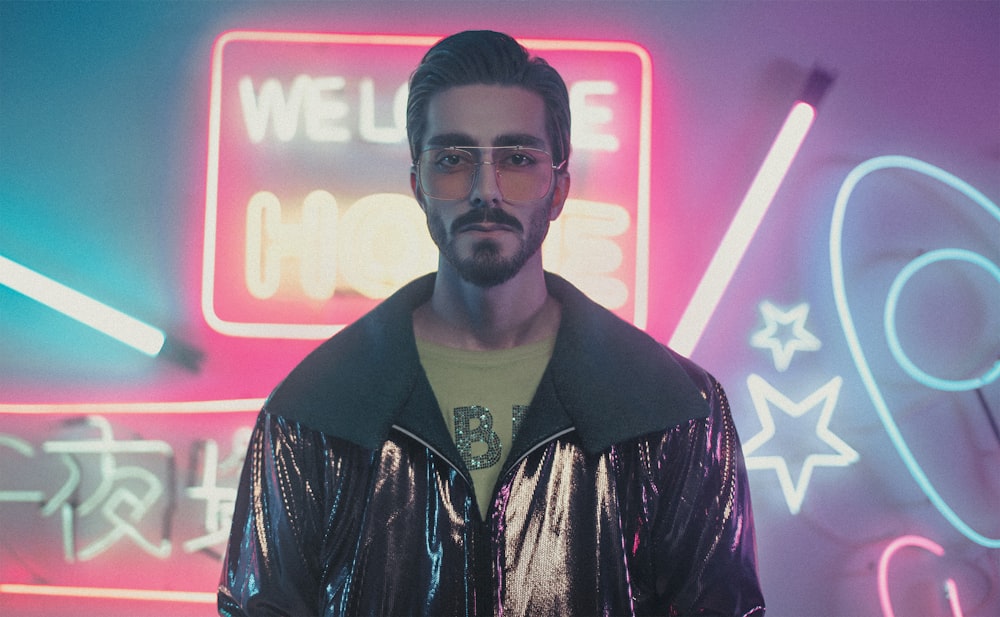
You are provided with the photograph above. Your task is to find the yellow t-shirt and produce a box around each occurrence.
[416,337,555,517]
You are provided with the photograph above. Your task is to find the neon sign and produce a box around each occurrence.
[0,255,166,358]
[202,31,653,339]
[0,405,256,605]
[750,300,822,372]
[742,373,858,514]
[885,247,1000,391]
[877,535,966,617]
[830,154,1000,548]
[0,256,204,370]
[670,100,818,355]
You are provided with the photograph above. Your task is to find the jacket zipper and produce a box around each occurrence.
[505,426,576,471]
[390,424,472,485]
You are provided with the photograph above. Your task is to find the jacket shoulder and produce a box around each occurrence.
[663,347,718,403]
[262,276,434,448]
[544,274,714,451]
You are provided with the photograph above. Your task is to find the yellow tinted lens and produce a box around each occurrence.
[419,149,475,199]
[495,148,553,201]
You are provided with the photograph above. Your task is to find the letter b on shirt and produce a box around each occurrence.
[453,406,501,470]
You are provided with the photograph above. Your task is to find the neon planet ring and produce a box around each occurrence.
[884,247,1000,392]
[830,154,1000,548]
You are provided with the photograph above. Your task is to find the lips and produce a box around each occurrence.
[460,222,516,233]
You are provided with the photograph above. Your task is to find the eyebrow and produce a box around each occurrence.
[425,132,548,150]
[493,133,548,149]
[425,133,475,148]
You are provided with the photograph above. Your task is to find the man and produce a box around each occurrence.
[220,30,764,616]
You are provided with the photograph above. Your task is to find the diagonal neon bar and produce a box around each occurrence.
[670,100,817,356]
[0,254,166,357]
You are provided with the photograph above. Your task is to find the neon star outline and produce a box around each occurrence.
[750,300,822,372]
[743,373,859,514]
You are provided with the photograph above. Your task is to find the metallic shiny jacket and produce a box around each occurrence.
[219,274,765,616]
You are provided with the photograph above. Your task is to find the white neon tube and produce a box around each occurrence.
[0,255,166,357]
[670,101,816,356]
[0,583,215,604]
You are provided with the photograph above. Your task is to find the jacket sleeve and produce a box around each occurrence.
[217,410,373,617]
[652,370,766,616]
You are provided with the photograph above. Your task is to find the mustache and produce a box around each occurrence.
[450,208,524,234]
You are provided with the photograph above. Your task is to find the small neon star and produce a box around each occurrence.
[743,373,859,515]
[751,300,822,372]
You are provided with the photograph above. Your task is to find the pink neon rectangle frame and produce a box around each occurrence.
[201,30,653,339]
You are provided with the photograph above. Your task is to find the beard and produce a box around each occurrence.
[427,204,552,288]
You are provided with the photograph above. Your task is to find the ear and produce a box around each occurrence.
[548,171,570,221]
[411,167,427,212]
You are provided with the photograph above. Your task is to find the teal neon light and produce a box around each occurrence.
[830,154,1000,548]
[885,248,1000,391]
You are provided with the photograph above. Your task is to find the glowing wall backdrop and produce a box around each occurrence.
[1,2,997,616]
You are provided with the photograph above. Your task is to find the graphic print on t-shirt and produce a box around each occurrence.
[454,404,529,471]
[416,337,554,515]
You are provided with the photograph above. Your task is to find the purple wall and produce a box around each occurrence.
[2,2,997,615]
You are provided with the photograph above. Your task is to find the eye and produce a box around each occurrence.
[433,149,474,171]
[499,150,538,169]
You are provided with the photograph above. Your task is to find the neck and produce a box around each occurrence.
[413,260,560,350]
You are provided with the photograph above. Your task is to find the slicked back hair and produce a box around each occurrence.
[406,30,571,169]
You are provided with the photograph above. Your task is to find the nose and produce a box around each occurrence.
[469,162,502,207]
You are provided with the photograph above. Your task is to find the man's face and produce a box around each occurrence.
[411,84,569,288]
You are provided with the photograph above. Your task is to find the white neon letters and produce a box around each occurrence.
[545,199,631,309]
[242,191,630,305]
[245,190,339,300]
[240,75,351,143]
[569,80,620,152]
[238,74,622,149]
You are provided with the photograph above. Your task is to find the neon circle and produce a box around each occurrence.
[830,155,1000,548]
[885,248,1000,391]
